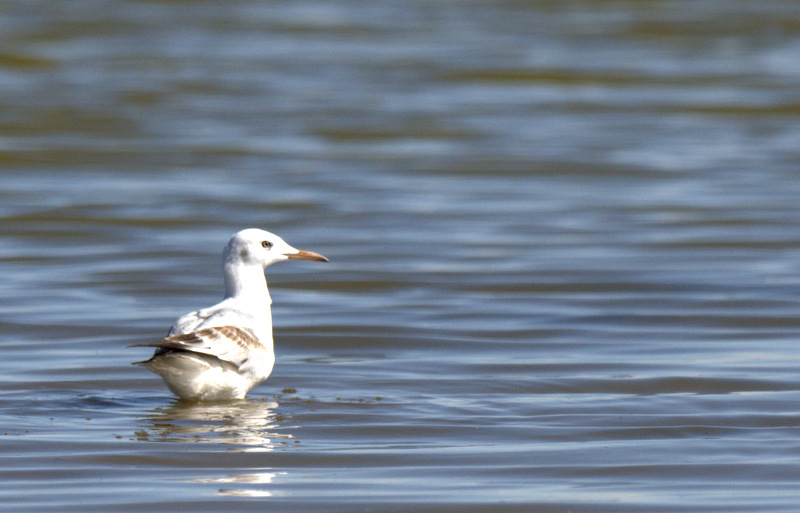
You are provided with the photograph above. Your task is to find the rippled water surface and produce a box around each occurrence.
[3,1,800,512]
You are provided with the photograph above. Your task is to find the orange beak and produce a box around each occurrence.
[285,249,329,263]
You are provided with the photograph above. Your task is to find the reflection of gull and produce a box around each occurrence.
[130,228,328,401]
[192,472,284,498]
[216,487,276,498]
[140,398,289,450]
[139,400,289,497]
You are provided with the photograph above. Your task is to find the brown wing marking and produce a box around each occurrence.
[129,326,260,354]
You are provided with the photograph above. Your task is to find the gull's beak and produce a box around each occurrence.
[285,248,330,263]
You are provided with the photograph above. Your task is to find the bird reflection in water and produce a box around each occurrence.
[190,471,284,498]
[136,398,294,496]
[137,398,290,451]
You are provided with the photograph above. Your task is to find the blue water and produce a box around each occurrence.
[2,1,800,511]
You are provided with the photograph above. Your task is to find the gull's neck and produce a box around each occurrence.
[223,261,272,306]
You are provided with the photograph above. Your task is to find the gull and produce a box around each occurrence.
[130,228,329,401]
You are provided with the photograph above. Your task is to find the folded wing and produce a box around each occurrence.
[131,325,262,371]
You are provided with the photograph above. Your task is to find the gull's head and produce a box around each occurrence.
[224,228,329,269]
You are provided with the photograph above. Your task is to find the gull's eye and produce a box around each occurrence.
[261,240,272,249]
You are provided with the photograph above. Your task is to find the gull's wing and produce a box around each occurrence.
[131,325,262,370]
[168,304,258,336]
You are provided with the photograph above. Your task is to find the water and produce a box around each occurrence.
[2,1,800,511]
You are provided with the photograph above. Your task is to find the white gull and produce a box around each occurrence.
[130,228,329,401]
